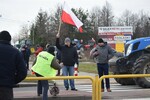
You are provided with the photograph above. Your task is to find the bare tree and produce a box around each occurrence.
[19,24,29,40]
[121,10,150,38]
[12,34,20,45]
[90,6,102,34]
[101,1,114,26]
[48,4,63,44]
[138,11,150,37]
[26,1,150,46]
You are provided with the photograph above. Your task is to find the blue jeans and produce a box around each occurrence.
[36,73,49,100]
[97,63,110,89]
[62,66,75,89]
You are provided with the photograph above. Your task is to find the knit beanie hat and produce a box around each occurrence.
[98,38,104,43]
[64,37,71,43]
[0,30,11,41]
[47,46,55,56]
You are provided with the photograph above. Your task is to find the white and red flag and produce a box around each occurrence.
[61,2,83,33]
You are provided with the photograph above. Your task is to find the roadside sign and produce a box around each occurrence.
[114,36,131,41]
[98,26,133,52]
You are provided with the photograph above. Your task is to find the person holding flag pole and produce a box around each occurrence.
[56,2,83,91]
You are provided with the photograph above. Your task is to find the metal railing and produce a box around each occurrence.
[97,74,150,100]
[25,76,95,100]
[25,74,150,100]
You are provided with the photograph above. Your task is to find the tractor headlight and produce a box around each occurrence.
[126,44,133,56]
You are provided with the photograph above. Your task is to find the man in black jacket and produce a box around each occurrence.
[56,34,78,91]
[0,30,27,100]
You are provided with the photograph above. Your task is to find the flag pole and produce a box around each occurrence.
[57,18,62,36]
[57,4,63,36]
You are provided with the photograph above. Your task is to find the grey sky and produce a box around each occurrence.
[0,0,150,37]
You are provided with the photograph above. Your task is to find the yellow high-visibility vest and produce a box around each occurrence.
[31,51,56,77]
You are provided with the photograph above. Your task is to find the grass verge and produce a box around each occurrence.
[79,62,97,74]
[79,62,113,74]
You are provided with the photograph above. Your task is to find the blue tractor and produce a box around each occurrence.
[113,37,150,88]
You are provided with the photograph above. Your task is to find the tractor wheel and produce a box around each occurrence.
[113,66,136,85]
[113,57,136,85]
[133,54,150,88]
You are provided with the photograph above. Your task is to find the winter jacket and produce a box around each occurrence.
[90,42,115,64]
[20,46,31,61]
[0,41,27,88]
[56,38,78,66]
[56,48,61,61]
[34,47,43,56]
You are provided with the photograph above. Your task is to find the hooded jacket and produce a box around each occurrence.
[90,42,116,64]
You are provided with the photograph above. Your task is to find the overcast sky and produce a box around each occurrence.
[0,0,150,37]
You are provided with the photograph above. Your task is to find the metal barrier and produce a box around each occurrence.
[97,74,150,100]
[25,76,95,100]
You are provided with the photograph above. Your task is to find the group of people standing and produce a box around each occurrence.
[32,33,116,100]
[0,30,116,100]
[31,33,79,100]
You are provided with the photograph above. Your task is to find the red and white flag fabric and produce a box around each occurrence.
[61,2,83,33]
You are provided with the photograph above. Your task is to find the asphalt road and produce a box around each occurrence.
[21,62,150,100]
[14,83,150,100]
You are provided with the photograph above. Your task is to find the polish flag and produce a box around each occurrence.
[61,2,83,33]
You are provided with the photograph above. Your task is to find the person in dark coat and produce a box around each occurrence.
[56,34,78,91]
[0,30,27,100]
[56,47,62,76]
[20,45,31,70]
[25,45,31,70]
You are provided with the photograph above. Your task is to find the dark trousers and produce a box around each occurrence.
[97,63,110,89]
[0,87,13,100]
[35,73,49,100]
[25,58,29,70]
[26,59,29,70]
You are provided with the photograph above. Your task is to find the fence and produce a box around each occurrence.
[25,74,150,100]
[97,74,150,100]
[25,76,95,100]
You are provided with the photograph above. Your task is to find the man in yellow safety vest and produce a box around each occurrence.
[32,46,62,100]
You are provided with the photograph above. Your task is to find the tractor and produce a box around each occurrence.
[113,37,150,88]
